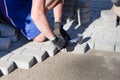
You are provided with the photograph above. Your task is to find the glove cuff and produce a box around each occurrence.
[51,36,58,43]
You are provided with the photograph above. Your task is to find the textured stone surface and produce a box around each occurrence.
[0,60,14,75]
[22,48,48,62]
[67,43,90,54]
[41,41,58,57]
[9,54,34,69]
[95,39,115,52]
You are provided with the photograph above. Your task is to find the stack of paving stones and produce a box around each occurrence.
[82,10,120,53]
[0,23,17,50]
[90,0,112,22]
[74,0,91,25]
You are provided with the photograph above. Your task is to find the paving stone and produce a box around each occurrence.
[67,43,90,54]
[101,21,117,28]
[101,10,117,22]
[12,47,26,54]
[91,34,104,40]
[0,60,14,75]
[0,24,16,37]
[9,54,34,69]
[41,41,58,57]
[115,41,120,53]
[0,38,11,50]
[103,35,118,41]
[83,31,92,38]
[99,28,118,36]
[22,48,48,62]
[86,39,96,49]
[95,39,115,52]
[94,18,108,28]
[6,35,18,42]
[22,41,43,49]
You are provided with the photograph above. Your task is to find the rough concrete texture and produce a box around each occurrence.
[0,50,120,80]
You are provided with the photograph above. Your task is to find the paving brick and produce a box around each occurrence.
[101,10,117,22]
[0,38,11,50]
[0,24,15,37]
[12,47,26,54]
[9,54,34,69]
[6,35,18,42]
[115,41,120,53]
[95,39,115,52]
[22,41,43,49]
[103,35,118,41]
[83,31,92,38]
[99,28,118,36]
[22,48,48,62]
[101,21,116,28]
[0,60,14,75]
[41,41,58,57]
[67,43,90,54]
[91,34,104,40]
[86,39,96,49]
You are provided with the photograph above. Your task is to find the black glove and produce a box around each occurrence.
[52,37,66,50]
[54,22,71,41]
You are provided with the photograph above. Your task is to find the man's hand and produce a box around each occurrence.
[52,37,66,50]
[54,22,71,41]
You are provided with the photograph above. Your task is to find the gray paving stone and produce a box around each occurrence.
[12,47,26,54]
[41,41,58,57]
[0,60,14,75]
[0,38,11,50]
[101,10,117,22]
[22,48,48,62]
[0,24,15,37]
[9,54,34,69]
[83,31,92,38]
[103,35,118,41]
[95,39,115,52]
[101,21,116,28]
[86,39,96,49]
[99,28,117,36]
[22,41,43,49]
[91,34,104,40]
[67,43,90,54]
[115,41,120,53]
[6,35,18,42]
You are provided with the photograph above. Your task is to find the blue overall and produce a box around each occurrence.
[0,0,41,40]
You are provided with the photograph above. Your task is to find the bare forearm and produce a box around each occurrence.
[32,11,55,40]
[31,0,55,40]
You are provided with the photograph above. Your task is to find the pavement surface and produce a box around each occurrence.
[0,49,120,80]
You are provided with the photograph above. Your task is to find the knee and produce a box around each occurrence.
[111,0,120,7]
